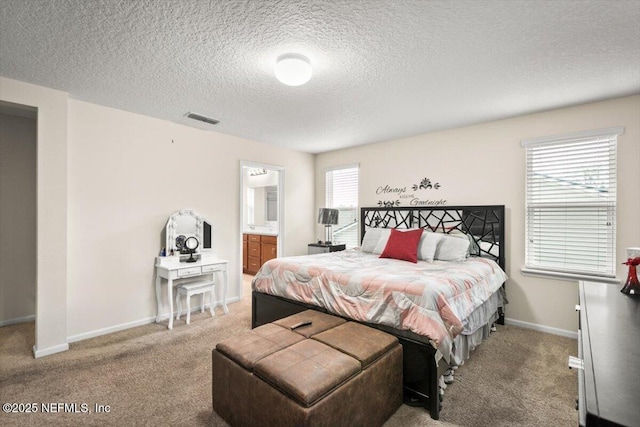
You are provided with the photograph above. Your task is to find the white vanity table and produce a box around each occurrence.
[155,209,229,329]
[155,256,228,330]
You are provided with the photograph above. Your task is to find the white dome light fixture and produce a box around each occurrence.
[274,53,312,86]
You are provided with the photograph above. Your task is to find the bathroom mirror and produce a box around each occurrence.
[162,209,213,254]
[243,168,279,228]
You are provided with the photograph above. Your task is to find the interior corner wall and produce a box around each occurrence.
[66,99,315,338]
[0,77,69,356]
[314,95,640,334]
[0,113,37,324]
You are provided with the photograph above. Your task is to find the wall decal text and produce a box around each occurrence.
[376,177,446,207]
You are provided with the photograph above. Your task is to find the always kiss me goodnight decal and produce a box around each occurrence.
[376,177,447,207]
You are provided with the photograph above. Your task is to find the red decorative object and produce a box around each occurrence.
[379,228,424,263]
[621,257,640,296]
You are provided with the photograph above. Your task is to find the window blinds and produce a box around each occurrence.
[522,127,622,278]
[325,165,359,248]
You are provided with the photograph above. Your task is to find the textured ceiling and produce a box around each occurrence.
[1,0,639,153]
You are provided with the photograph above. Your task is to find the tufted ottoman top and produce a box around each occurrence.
[312,322,399,369]
[273,309,346,338]
[254,339,361,407]
[216,323,304,370]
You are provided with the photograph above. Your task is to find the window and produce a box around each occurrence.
[521,127,622,280]
[325,165,359,248]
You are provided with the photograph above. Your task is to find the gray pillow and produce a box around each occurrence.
[361,228,382,253]
[417,231,442,262]
[434,233,470,262]
[372,229,392,254]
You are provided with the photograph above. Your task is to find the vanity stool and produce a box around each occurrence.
[175,281,215,325]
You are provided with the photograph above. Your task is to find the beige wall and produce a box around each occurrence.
[1,76,314,351]
[0,113,37,324]
[67,99,315,338]
[315,95,640,334]
[0,77,69,356]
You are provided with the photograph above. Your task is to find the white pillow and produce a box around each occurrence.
[417,231,442,262]
[361,228,382,253]
[447,232,477,256]
[434,233,470,262]
[372,229,392,254]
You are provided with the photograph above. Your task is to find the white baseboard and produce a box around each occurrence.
[67,296,239,343]
[504,317,577,339]
[33,343,69,358]
[0,314,35,327]
[66,315,158,343]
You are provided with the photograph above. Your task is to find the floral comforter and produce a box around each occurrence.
[252,249,508,360]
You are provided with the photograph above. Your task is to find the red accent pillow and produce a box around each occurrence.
[379,228,424,263]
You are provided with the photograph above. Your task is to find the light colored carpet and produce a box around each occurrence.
[0,276,577,426]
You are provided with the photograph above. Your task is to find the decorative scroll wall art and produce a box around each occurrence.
[376,177,447,207]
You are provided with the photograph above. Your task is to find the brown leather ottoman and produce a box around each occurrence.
[212,310,403,427]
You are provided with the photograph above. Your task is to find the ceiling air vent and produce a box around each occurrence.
[185,112,219,125]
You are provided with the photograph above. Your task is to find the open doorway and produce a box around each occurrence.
[1,83,68,358]
[239,161,284,299]
[0,102,37,346]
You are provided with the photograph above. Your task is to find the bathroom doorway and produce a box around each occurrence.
[239,161,284,299]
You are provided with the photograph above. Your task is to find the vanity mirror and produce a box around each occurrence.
[184,236,199,262]
[162,209,213,261]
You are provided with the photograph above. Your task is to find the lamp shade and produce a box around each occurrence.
[275,53,312,86]
[318,208,339,225]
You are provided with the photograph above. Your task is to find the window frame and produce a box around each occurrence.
[324,164,359,249]
[520,127,623,283]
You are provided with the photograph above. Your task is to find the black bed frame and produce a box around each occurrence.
[252,205,506,420]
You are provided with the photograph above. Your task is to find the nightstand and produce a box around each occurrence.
[308,243,346,255]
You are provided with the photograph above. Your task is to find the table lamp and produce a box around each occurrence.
[318,208,339,244]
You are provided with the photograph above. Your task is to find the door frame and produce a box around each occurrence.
[239,161,285,298]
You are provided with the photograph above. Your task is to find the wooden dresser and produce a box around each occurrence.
[243,233,277,275]
[576,281,640,427]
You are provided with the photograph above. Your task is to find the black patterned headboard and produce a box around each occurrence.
[360,205,505,269]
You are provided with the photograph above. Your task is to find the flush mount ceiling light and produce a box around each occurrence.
[274,53,312,86]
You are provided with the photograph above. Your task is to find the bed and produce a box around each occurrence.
[251,205,507,420]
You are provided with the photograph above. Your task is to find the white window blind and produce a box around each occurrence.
[325,165,359,248]
[522,127,622,278]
